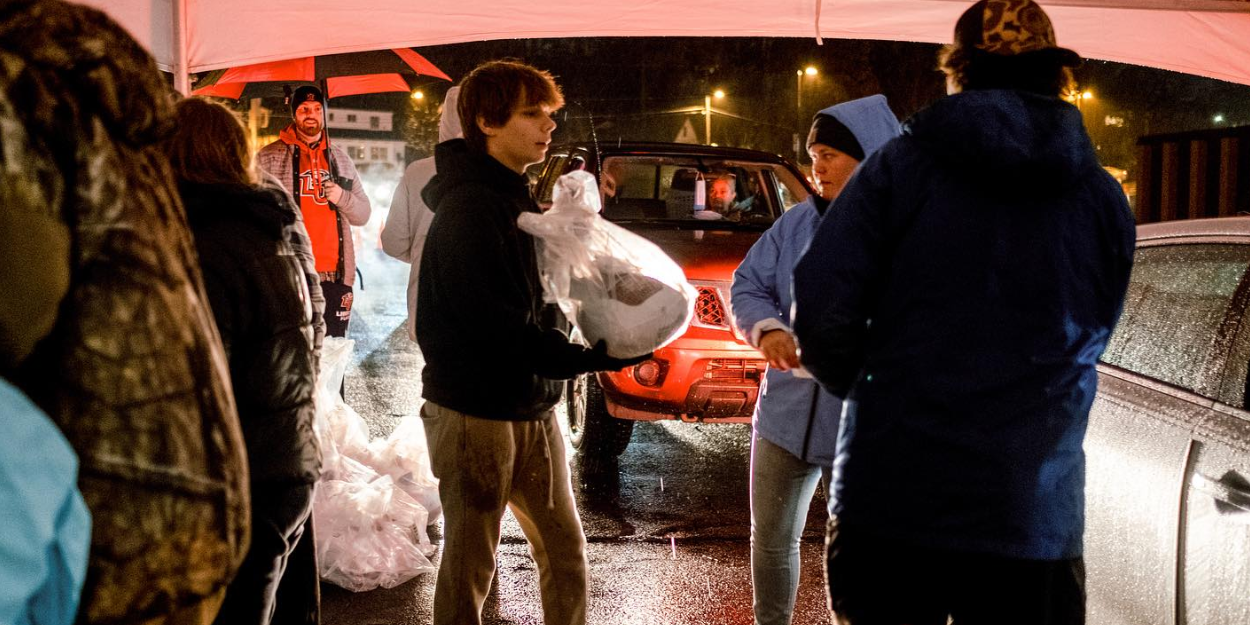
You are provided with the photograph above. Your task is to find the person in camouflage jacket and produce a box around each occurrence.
[0,1,250,623]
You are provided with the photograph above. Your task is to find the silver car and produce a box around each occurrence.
[1086,216,1250,624]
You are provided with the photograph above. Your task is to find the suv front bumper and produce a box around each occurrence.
[597,336,765,423]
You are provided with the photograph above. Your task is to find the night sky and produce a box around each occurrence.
[205,36,1250,181]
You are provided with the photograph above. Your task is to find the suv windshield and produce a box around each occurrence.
[599,155,806,228]
[539,152,810,230]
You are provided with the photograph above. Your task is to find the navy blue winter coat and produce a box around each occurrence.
[792,89,1135,559]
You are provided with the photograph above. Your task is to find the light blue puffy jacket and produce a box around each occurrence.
[730,94,900,465]
[0,380,90,625]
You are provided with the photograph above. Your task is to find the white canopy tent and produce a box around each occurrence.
[81,0,1250,89]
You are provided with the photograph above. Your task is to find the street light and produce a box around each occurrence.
[411,89,424,100]
[1062,88,1091,105]
[705,90,725,145]
[1074,90,1093,119]
[1065,89,1092,107]
[796,66,818,112]
[796,66,818,162]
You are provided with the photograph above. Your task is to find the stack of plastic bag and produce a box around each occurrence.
[518,170,696,358]
[364,416,442,530]
[311,337,440,592]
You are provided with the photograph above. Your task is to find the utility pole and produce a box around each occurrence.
[247,98,269,154]
[795,66,818,164]
[704,94,712,145]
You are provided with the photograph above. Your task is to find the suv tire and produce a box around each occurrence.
[566,373,634,457]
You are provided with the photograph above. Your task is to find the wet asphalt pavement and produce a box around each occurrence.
[327,248,831,625]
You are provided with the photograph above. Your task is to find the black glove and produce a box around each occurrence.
[583,340,652,373]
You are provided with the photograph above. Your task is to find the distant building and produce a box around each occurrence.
[325,108,406,170]
[327,108,393,132]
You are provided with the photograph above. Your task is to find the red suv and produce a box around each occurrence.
[534,142,815,457]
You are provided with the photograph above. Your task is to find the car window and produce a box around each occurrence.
[597,155,804,227]
[536,154,569,206]
[1101,244,1250,399]
[615,164,658,200]
[1219,268,1250,409]
[769,168,809,211]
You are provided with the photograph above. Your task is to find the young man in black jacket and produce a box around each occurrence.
[416,60,648,625]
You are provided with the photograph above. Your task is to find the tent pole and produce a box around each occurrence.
[173,0,190,94]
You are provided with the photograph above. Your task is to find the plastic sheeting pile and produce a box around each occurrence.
[518,170,696,358]
[312,337,440,592]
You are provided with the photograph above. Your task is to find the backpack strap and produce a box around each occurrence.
[289,145,302,200]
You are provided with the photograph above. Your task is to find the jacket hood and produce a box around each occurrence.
[904,90,1095,186]
[181,182,295,239]
[439,87,463,143]
[422,139,530,214]
[815,95,901,161]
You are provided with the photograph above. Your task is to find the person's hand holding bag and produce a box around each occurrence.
[583,340,652,372]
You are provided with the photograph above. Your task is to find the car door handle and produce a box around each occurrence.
[1190,472,1250,514]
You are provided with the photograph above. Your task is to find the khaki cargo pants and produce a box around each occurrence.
[421,401,588,625]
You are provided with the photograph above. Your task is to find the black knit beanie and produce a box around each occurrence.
[290,85,325,116]
[806,114,864,162]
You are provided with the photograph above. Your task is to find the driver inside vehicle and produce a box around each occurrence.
[708,176,736,213]
[698,173,761,221]
[695,175,737,220]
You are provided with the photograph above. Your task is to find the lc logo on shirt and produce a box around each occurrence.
[337,291,353,321]
[299,169,331,206]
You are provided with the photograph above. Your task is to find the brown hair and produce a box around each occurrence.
[938,45,1075,97]
[458,60,564,152]
[163,97,254,186]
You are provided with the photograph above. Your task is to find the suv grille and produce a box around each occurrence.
[694,286,727,328]
[703,359,763,381]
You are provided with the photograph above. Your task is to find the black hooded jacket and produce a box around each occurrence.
[417,139,607,420]
[182,182,321,484]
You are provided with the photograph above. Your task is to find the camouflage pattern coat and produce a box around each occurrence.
[0,1,250,623]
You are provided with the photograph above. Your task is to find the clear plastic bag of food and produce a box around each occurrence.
[313,476,436,592]
[517,170,696,358]
[364,416,441,540]
[311,338,440,592]
[313,337,370,479]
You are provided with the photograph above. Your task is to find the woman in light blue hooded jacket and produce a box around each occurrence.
[731,95,900,625]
